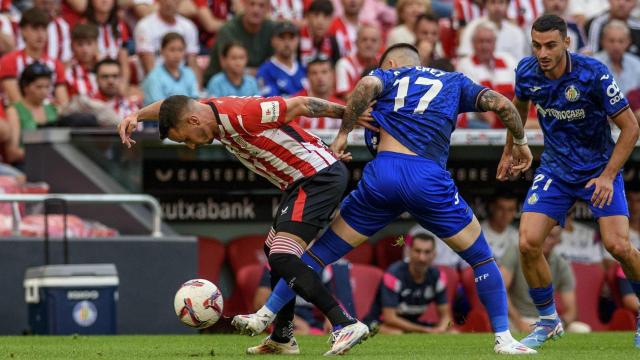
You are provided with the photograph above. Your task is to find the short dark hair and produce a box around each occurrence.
[161,32,186,49]
[307,55,332,70]
[532,14,567,38]
[412,233,435,246]
[220,41,247,58]
[306,0,334,16]
[71,23,99,42]
[414,13,438,31]
[159,95,192,140]
[19,62,52,95]
[378,43,420,67]
[20,8,50,28]
[94,58,120,74]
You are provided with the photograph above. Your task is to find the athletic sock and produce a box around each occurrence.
[269,265,295,344]
[628,279,640,303]
[265,229,354,314]
[529,284,558,318]
[456,231,509,333]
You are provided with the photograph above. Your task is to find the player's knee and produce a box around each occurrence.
[605,239,632,263]
[518,232,543,259]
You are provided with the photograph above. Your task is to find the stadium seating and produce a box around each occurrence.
[343,241,374,264]
[374,235,404,270]
[350,264,384,319]
[571,263,607,331]
[226,234,268,274]
[233,264,265,314]
[197,237,225,283]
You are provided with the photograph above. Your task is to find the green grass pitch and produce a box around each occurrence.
[0,333,637,359]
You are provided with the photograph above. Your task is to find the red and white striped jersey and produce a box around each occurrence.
[201,96,337,190]
[16,17,72,63]
[270,0,304,22]
[94,92,140,119]
[294,90,344,129]
[335,54,366,97]
[0,49,66,85]
[94,21,130,60]
[328,16,357,57]
[507,0,543,27]
[66,61,98,97]
[453,0,484,29]
[299,26,340,66]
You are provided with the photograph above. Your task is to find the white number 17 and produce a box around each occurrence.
[393,76,443,113]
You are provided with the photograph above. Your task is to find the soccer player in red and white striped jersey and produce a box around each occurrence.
[119,94,374,355]
[66,24,99,98]
[334,24,380,99]
[0,8,68,105]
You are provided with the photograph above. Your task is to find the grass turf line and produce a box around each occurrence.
[0,333,637,359]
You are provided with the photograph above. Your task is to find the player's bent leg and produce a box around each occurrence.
[518,212,564,349]
[599,215,640,348]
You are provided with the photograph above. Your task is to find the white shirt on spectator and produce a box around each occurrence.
[409,224,467,269]
[134,12,199,58]
[386,25,415,47]
[568,0,609,20]
[557,221,603,264]
[480,220,518,261]
[594,51,640,95]
[458,17,528,61]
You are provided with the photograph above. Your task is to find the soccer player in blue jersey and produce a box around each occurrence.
[234,43,537,355]
[497,14,640,349]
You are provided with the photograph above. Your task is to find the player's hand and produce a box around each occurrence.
[330,132,348,156]
[586,174,615,208]
[334,151,353,162]
[118,113,139,148]
[511,144,533,175]
[496,148,513,181]
[356,101,379,132]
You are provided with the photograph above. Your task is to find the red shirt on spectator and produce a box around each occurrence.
[299,26,340,66]
[328,17,357,57]
[335,53,374,97]
[94,21,130,60]
[193,0,229,48]
[60,0,83,27]
[0,49,66,86]
[0,0,11,13]
[294,89,344,129]
[453,0,484,29]
[16,16,72,63]
[66,61,98,97]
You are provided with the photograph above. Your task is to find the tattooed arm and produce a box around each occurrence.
[284,96,346,122]
[477,90,533,177]
[340,76,383,134]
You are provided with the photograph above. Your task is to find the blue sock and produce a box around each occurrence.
[457,232,509,333]
[264,229,354,313]
[528,285,557,317]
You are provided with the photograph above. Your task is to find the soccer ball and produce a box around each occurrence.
[174,279,224,328]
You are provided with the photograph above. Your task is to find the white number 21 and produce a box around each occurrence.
[393,76,443,113]
[531,174,553,191]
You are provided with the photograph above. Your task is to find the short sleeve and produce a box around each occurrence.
[0,53,17,79]
[514,63,528,101]
[240,96,288,133]
[380,272,402,308]
[457,74,488,114]
[592,62,630,118]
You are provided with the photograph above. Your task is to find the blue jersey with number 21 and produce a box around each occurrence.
[369,67,487,168]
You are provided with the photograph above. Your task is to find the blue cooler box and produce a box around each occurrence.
[24,264,118,334]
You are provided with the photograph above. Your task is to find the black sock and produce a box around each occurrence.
[269,253,355,327]
[268,266,295,343]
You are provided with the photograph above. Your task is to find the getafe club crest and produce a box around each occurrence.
[565,85,580,102]
[528,193,539,205]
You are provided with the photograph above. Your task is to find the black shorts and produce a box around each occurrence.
[273,161,349,242]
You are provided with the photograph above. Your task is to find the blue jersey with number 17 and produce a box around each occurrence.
[369,67,488,168]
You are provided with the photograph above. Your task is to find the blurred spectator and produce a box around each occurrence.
[84,0,131,89]
[93,59,139,118]
[206,42,259,97]
[414,13,446,61]
[23,0,72,64]
[300,0,341,66]
[567,0,609,26]
[630,191,640,249]
[120,0,154,20]
[366,233,452,334]
[271,0,305,24]
[295,56,344,129]
[143,33,199,105]
[329,0,365,56]
[539,0,587,53]
[615,263,640,313]
[177,0,228,51]
[453,0,484,30]
[409,224,465,269]
[0,8,68,105]
[5,63,58,163]
[60,0,88,27]
[456,20,516,128]
[556,208,603,264]
[506,0,544,27]
[254,261,355,335]
[66,23,99,98]
[335,24,380,99]
[480,192,518,262]
[257,21,306,97]
[203,0,275,82]
[134,0,200,81]
[594,20,640,96]
[586,0,640,57]
[500,226,589,333]
[0,12,14,56]
[458,0,527,60]
[386,0,430,46]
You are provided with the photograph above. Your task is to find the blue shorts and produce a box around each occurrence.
[522,168,629,227]
[340,152,473,239]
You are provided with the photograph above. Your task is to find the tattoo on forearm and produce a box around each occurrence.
[306,98,345,118]
[341,77,383,133]
[478,90,524,140]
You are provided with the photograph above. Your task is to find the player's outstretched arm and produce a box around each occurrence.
[477,90,532,176]
[284,96,346,122]
[117,100,164,148]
